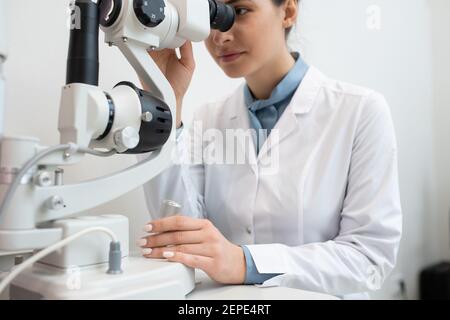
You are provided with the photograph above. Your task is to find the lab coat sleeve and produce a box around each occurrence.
[246,92,402,296]
[138,109,207,220]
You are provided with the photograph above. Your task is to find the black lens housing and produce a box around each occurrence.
[66,0,100,86]
[209,0,235,32]
[114,82,173,154]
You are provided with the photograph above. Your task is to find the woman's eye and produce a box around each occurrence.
[235,7,249,16]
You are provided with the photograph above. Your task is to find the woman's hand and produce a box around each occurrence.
[138,215,246,285]
[142,41,196,128]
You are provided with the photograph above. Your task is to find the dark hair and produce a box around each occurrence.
[271,0,298,37]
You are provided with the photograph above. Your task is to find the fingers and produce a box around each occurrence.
[142,243,215,259]
[148,47,175,60]
[179,41,195,70]
[145,215,208,233]
[162,251,214,271]
[141,230,204,248]
[146,42,195,72]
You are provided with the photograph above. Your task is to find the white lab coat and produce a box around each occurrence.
[139,65,402,299]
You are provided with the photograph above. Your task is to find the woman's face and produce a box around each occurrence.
[205,0,289,78]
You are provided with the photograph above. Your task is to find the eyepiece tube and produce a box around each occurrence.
[66,0,100,86]
[209,0,235,32]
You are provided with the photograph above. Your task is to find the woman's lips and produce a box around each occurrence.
[219,52,244,63]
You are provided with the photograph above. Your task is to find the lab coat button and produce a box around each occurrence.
[246,227,252,234]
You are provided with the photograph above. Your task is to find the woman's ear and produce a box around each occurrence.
[282,0,298,30]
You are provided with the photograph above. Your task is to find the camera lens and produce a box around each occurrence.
[209,0,235,32]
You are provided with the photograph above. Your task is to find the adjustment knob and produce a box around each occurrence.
[46,196,65,211]
[34,171,53,187]
[114,127,140,152]
[133,0,166,28]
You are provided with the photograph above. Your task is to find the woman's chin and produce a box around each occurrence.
[220,64,249,78]
[224,70,245,78]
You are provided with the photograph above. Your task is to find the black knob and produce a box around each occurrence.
[133,0,166,28]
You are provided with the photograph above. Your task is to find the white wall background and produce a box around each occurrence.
[2,0,449,299]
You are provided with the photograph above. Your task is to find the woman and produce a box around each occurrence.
[137,0,402,299]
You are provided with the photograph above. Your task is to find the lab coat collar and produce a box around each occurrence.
[227,65,327,173]
[288,65,326,115]
[229,65,326,120]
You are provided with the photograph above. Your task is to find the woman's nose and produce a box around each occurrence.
[211,29,233,46]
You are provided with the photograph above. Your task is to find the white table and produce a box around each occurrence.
[187,270,339,300]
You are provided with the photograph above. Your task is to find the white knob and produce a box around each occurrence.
[46,196,65,211]
[114,127,140,152]
[141,112,153,123]
[34,171,52,187]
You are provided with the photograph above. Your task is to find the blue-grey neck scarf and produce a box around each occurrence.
[244,52,309,154]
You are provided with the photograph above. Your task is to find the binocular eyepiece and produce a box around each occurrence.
[209,0,236,32]
[98,0,235,32]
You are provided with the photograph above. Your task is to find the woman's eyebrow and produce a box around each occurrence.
[225,0,254,5]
